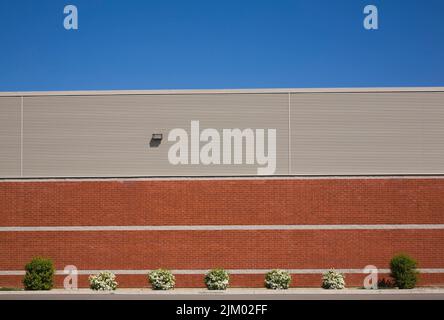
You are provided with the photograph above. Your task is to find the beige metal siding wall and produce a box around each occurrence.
[0,97,21,177]
[290,92,444,175]
[0,89,443,178]
[23,93,289,177]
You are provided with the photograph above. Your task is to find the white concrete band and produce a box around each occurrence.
[1,224,444,232]
[1,268,444,276]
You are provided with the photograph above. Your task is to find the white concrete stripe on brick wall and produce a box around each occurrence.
[1,268,444,276]
[1,175,444,182]
[1,224,444,232]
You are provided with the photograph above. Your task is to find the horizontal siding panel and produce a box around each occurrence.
[290,92,444,175]
[0,97,20,177]
[23,94,288,177]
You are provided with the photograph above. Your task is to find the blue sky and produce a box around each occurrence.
[0,0,443,91]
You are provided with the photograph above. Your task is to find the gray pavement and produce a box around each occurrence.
[1,288,444,300]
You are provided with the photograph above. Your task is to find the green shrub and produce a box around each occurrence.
[23,257,55,290]
[148,269,176,290]
[89,271,118,291]
[265,269,292,289]
[322,269,346,289]
[390,254,419,289]
[205,269,229,290]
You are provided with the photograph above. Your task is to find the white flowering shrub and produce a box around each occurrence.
[205,269,229,290]
[322,269,346,289]
[148,269,176,290]
[89,271,118,291]
[265,269,292,289]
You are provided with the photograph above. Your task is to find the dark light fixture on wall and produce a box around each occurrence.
[150,133,163,147]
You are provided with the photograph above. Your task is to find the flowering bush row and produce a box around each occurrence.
[85,269,345,291]
[22,254,419,290]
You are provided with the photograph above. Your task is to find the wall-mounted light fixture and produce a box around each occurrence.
[150,133,163,148]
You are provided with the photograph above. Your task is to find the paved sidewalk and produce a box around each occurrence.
[1,288,444,300]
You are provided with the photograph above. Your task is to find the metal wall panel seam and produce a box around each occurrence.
[20,96,23,177]
[288,92,291,174]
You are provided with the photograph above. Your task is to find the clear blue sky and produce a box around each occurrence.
[0,0,443,91]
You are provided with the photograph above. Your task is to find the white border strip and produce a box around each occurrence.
[1,224,444,232]
[1,268,444,276]
[1,87,444,97]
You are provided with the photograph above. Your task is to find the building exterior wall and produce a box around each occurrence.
[0,88,443,288]
[0,88,443,178]
[0,178,443,288]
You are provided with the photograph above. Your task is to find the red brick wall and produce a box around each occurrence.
[0,178,443,288]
